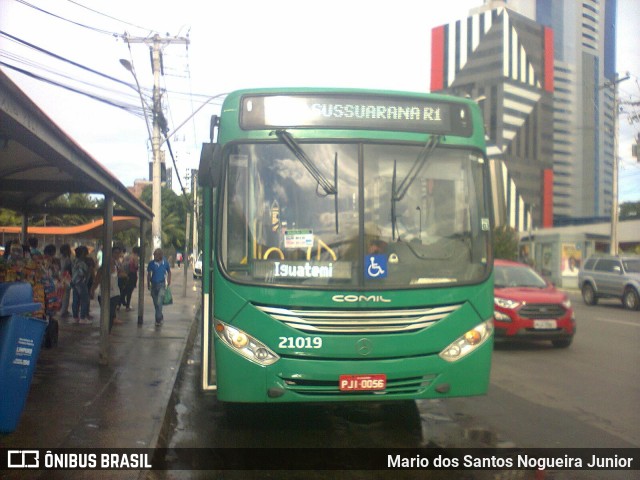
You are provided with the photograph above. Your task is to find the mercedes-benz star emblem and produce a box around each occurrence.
[356,338,373,356]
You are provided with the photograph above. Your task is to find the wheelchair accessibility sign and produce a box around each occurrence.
[365,255,387,279]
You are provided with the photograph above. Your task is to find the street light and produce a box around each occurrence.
[120,58,163,251]
[119,59,152,142]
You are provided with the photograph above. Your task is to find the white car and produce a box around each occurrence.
[193,255,202,279]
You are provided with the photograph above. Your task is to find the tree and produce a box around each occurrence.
[48,193,100,226]
[0,208,20,226]
[0,193,99,227]
[113,222,142,253]
[493,225,519,260]
[620,201,640,219]
[139,185,190,253]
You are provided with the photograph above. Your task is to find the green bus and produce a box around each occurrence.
[198,88,494,402]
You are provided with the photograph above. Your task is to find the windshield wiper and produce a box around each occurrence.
[273,129,337,195]
[333,151,339,234]
[394,135,441,201]
[391,135,441,240]
[391,160,398,240]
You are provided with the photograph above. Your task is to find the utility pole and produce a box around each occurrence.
[123,33,189,251]
[602,73,630,255]
[192,169,199,258]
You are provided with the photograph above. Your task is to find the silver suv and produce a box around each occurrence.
[578,255,640,310]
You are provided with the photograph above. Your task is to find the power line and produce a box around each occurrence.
[0,30,134,88]
[14,0,120,38]
[0,61,145,115]
[0,30,220,103]
[64,0,155,34]
[5,1,225,151]
[0,49,143,103]
[1,28,154,118]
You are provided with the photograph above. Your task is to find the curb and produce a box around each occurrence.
[137,302,201,479]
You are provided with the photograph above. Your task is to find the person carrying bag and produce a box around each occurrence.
[147,248,172,326]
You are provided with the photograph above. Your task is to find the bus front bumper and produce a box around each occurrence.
[212,337,493,403]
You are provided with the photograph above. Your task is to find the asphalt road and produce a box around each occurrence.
[152,289,640,479]
[456,291,640,449]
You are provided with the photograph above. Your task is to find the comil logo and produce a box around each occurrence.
[332,294,391,303]
[8,450,39,468]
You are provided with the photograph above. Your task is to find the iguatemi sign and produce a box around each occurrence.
[251,260,352,280]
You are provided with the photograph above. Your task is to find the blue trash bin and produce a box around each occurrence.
[0,282,46,433]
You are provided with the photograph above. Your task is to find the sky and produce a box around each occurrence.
[0,0,639,203]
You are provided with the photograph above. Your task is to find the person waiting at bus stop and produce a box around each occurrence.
[71,246,91,324]
[91,245,123,332]
[147,248,171,326]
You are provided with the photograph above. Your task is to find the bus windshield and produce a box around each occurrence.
[220,141,490,288]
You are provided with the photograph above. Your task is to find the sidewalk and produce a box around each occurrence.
[0,267,200,479]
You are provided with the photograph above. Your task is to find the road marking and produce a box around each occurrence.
[595,317,639,327]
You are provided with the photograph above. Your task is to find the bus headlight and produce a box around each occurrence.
[214,320,279,366]
[439,319,493,362]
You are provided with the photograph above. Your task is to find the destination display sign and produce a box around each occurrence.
[240,94,472,135]
[251,260,352,281]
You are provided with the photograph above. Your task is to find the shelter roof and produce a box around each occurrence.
[0,69,152,220]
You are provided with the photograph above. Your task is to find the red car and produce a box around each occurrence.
[493,259,575,348]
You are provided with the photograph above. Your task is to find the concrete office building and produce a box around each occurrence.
[431,0,617,228]
[529,0,617,222]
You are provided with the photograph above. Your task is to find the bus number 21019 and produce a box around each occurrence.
[279,337,323,349]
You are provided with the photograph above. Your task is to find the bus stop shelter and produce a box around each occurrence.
[0,69,153,364]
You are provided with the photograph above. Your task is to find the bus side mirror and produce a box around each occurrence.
[198,143,222,188]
